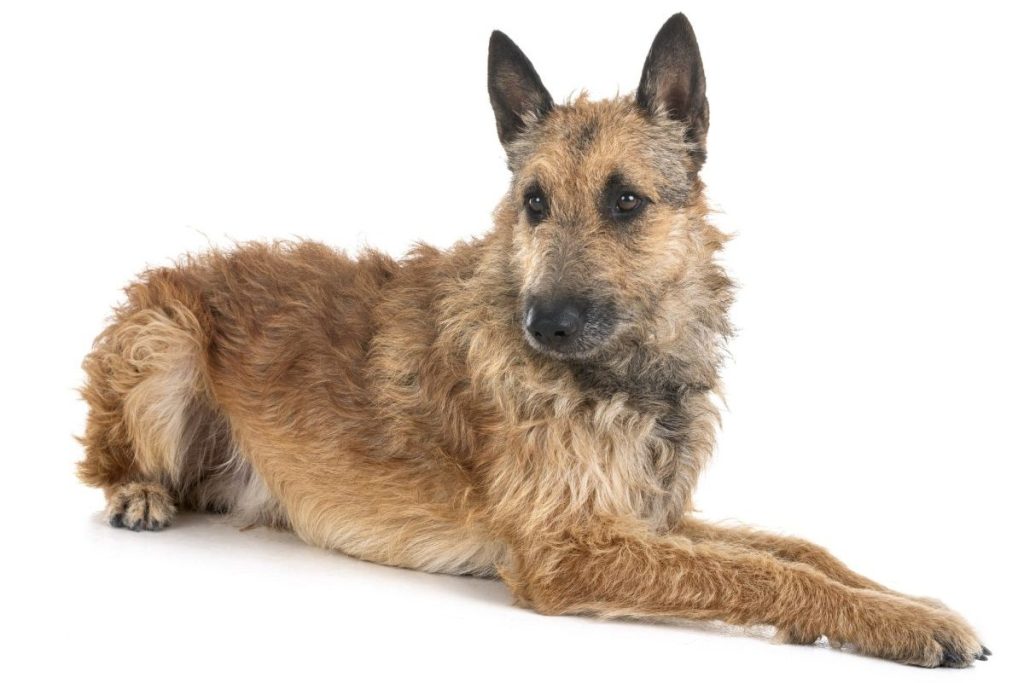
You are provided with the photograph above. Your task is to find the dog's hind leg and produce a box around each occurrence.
[77,278,212,531]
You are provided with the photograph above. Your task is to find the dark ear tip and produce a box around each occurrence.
[490,30,514,51]
[489,30,525,64]
[658,12,697,39]
[665,12,692,27]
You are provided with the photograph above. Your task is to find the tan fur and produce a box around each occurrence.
[77,17,986,668]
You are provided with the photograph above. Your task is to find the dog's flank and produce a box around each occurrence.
[76,13,987,668]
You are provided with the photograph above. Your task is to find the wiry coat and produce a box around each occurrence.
[79,96,729,569]
[77,14,987,668]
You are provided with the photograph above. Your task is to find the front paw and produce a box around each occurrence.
[849,596,988,667]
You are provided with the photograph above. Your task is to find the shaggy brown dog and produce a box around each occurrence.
[78,14,987,667]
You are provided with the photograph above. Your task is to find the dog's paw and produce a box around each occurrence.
[850,597,988,667]
[897,595,992,664]
[106,482,175,531]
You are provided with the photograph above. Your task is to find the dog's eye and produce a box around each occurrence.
[526,194,546,214]
[524,192,547,225]
[616,193,642,213]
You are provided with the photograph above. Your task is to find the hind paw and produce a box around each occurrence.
[106,482,175,531]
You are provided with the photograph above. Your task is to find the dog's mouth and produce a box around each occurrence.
[522,326,607,361]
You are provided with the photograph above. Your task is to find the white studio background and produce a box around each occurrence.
[1,1,1021,681]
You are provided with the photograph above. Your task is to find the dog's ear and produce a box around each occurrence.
[488,30,554,148]
[637,14,709,162]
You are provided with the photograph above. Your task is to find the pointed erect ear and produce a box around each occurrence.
[488,30,554,148]
[637,14,710,154]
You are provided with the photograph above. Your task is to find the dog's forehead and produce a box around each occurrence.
[551,99,640,153]
[518,98,643,168]
[509,96,694,202]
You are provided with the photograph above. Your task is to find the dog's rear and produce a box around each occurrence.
[77,242,383,531]
[79,262,217,529]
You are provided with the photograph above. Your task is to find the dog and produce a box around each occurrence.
[77,13,988,667]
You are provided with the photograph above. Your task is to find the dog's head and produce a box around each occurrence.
[489,14,724,364]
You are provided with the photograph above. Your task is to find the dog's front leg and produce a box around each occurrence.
[676,517,891,593]
[504,522,985,667]
[677,517,955,606]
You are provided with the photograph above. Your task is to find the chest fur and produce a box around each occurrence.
[498,389,704,534]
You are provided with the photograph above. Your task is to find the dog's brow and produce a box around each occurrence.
[521,179,544,197]
[602,171,641,196]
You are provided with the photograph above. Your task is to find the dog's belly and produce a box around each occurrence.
[288,499,507,577]
[216,424,504,576]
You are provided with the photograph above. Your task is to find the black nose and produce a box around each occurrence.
[526,299,585,349]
